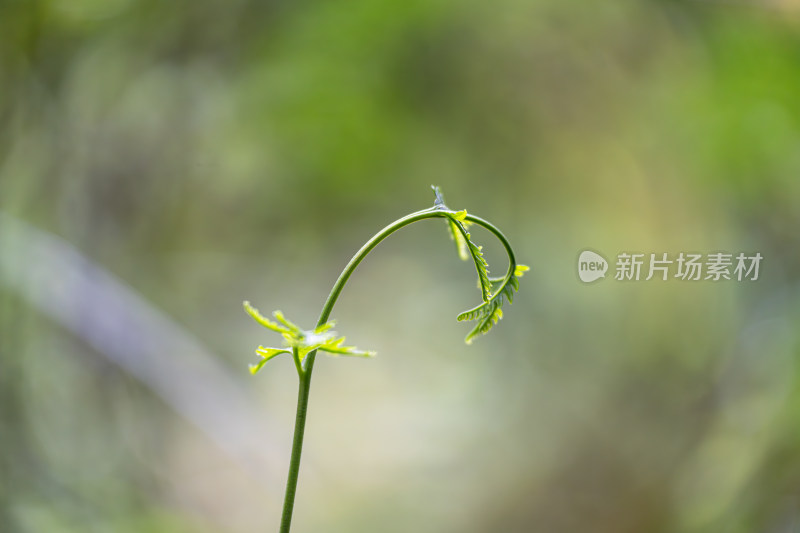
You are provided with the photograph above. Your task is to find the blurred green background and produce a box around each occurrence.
[2,1,800,532]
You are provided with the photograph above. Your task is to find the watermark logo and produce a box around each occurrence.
[578,250,608,283]
[578,250,762,283]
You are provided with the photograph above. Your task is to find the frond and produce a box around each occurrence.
[447,214,492,302]
[464,301,503,344]
[273,310,301,334]
[447,218,470,261]
[244,305,375,373]
[431,187,491,300]
[320,336,376,357]
[457,264,529,344]
[250,346,293,374]
[244,301,289,334]
[429,187,529,343]
[314,320,336,334]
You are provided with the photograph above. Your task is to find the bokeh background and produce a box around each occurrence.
[2,1,800,532]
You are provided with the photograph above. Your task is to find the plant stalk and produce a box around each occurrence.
[278,207,516,532]
[279,369,310,533]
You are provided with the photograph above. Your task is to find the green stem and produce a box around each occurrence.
[464,213,516,272]
[464,213,517,296]
[278,206,515,532]
[279,370,310,533]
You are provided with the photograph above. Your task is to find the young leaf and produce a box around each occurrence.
[256,346,293,360]
[447,218,470,261]
[456,264,530,343]
[314,320,336,333]
[250,346,293,374]
[429,186,529,342]
[448,215,492,302]
[320,336,376,357]
[244,304,376,373]
[244,301,289,334]
[273,310,302,334]
[464,302,503,344]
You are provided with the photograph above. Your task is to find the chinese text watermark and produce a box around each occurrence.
[578,250,762,283]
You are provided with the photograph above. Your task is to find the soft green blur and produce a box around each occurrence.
[1,1,800,532]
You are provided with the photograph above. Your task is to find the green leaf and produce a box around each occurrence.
[447,219,470,261]
[273,310,301,334]
[431,187,475,263]
[244,301,289,334]
[320,336,376,357]
[465,302,504,344]
[314,320,336,333]
[447,214,492,302]
[244,305,376,374]
[250,346,293,374]
[456,268,526,344]
[256,346,293,359]
[430,184,496,308]
[429,188,528,343]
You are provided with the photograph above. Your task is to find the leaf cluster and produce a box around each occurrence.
[433,186,529,343]
[243,301,375,375]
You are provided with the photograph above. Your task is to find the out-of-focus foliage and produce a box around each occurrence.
[1,0,800,532]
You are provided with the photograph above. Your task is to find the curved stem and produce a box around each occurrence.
[464,214,516,273]
[278,206,516,533]
[464,213,518,296]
